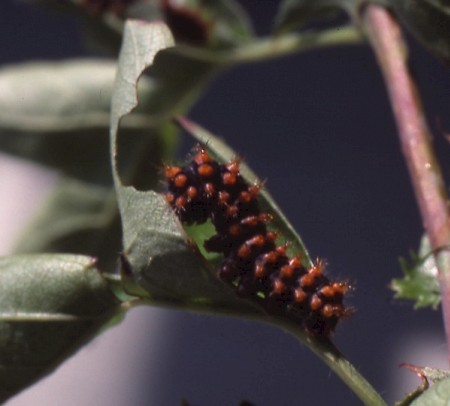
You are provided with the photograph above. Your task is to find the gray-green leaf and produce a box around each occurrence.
[0,59,118,182]
[0,58,169,263]
[13,177,121,271]
[411,376,450,405]
[0,254,119,403]
[275,0,354,34]
[110,20,261,312]
[0,59,160,182]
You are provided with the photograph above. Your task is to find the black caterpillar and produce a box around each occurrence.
[165,145,348,336]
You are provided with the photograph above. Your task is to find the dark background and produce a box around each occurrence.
[2,1,450,405]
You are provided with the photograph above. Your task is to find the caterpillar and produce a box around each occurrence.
[164,145,348,336]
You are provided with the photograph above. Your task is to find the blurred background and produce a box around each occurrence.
[1,1,449,405]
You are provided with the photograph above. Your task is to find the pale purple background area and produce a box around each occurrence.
[1,1,450,405]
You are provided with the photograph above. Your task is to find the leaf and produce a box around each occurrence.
[0,60,120,181]
[175,116,313,266]
[139,48,220,122]
[0,59,162,182]
[391,0,450,63]
[0,57,172,263]
[10,120,171,265]
[13,177,121,271]
[0,60,113,129]
[410,376,450,405]
[114,19,224,124]
[110,19,212,124]
[275,0,353,33]
[391,235,441,309]
[110,19,260,314]
[0,254,119,403]
[118,189,243,304]
[395,364,450,405]
[404,364,450,385]
[196,0,255,45]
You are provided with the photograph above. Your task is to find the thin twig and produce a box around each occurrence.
[173,25,364,65]
[361,4,450,359]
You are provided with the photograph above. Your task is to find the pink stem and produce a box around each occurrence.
[361,4,450,359]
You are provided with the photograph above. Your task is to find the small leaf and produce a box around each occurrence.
[13,177,121,271]
[275,0,353,34]
[410,376,450,405]
[0,254,119,403]
[391,0,450,63]
[391,235,441,309]
[0,60,137,181]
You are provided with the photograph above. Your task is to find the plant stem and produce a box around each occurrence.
[174,25,364,65]
[361,4,450,359]
[280,322,387,406]
[229,26,364,64]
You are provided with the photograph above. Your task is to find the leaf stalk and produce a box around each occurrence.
[280,321,387,406]
[173,26,364,65]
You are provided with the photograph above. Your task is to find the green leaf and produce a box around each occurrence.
[0,254,119,403]
[411,376,450,405]
[0,60,113,129]
[175,116,313,266]
[138,47,220,122]
[13,177,121,271]
[0,57,172,263]
[391,0,450,63]
[117,189,243,304]
[110,20,260,313]
[395,364,450,405]
[0,60,115,182]
[408,365,450,384]
[391,235,441,309]
[0,59,163,182]
[275,0,353,34]
[109,19,213,124]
